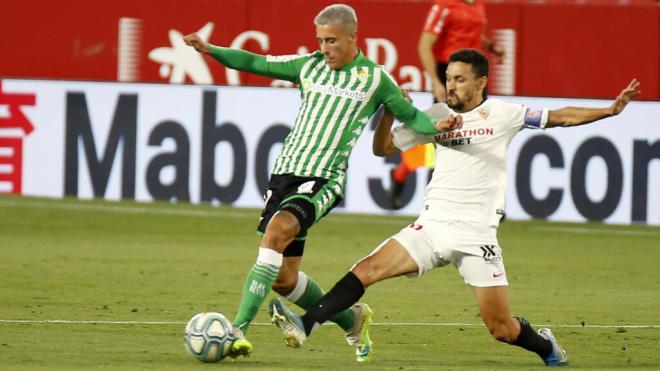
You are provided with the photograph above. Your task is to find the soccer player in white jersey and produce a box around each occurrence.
[183,4,460,362]
[269,49,641,366]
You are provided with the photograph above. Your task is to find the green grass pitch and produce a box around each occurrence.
[1,195,659,370]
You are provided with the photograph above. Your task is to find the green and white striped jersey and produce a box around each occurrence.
[209,47,438,190]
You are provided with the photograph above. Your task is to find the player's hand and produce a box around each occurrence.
[435,114,462,133]
[610,78,641,115]
[432,81,446,103]
[183,33,211,54]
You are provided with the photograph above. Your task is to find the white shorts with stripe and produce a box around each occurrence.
[390,218,508,287]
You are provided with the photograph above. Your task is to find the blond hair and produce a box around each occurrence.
[314,4,358,31]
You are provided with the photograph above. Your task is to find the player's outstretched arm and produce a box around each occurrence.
[373,108,461,158]
[183,33,268,74]
[546,79,641,128]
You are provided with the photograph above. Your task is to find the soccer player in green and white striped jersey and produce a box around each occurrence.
[184,3,460,362]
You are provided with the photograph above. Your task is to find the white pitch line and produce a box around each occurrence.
[0,199,245,219]
[0,199,407,225]
[0,319,658,329]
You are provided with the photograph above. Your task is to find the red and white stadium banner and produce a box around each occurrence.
[2,0,659,100]
[1,79,659,225]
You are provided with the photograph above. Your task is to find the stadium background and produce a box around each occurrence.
[2,0,658,226]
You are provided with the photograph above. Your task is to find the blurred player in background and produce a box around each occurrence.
[270,49,641,366]
[389,0,505,209]
[183,3,460,362]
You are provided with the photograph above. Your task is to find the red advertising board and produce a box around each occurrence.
[2,0,659,99]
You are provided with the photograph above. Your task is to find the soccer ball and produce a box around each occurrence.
[183,312,236,362]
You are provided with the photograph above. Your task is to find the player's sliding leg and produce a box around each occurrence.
[281,270,360,335]
[270,238,418,361]
[472,286,568,366]
[274,243,357,334]
[303,239,418,329]
[274,243,370,359]
[270,278,375,361]
[269,296,374,363]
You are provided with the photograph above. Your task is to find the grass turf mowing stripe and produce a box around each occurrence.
[2,198,660,236]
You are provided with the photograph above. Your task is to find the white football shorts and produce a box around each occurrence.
[390,218,508,287]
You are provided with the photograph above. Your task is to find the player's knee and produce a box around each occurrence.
[351,258,380,287]
[272,274,296,296]
[263,214,300,250]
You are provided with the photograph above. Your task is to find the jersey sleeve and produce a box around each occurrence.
[264,53,314,83]
[393,103,450,151]
[377,69,439,135]
[504,102,548,131]
[422,1,451,36]
[209,46,309,82]
[392,125,434,152]
[209,46,268,74]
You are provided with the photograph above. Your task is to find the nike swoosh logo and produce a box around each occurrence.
[493,272,504,278]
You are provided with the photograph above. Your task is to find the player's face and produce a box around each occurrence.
[445,62,486,112]
[316,24,357,69]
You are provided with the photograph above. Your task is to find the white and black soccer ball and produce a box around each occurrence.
[183,312,236,362]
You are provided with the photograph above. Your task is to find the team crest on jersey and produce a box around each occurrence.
[301,79,312,93]
[478,107,490,119]
[297,180,316,194]
[356,67,369,83]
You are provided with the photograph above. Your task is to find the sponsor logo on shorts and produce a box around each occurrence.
[408,223,423,231]
[480,244,502,264]
[492,271,504,278]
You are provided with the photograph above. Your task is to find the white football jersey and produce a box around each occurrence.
[392,99,548,226]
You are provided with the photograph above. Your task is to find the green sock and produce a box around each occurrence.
[292,273,354,331]
[233,261,279,334]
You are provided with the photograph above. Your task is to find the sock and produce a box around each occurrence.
[393,161,410,183]
[512,317,553,359]
[284,271,354,331]
[233,247,282,334]
[301,271,365,336]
